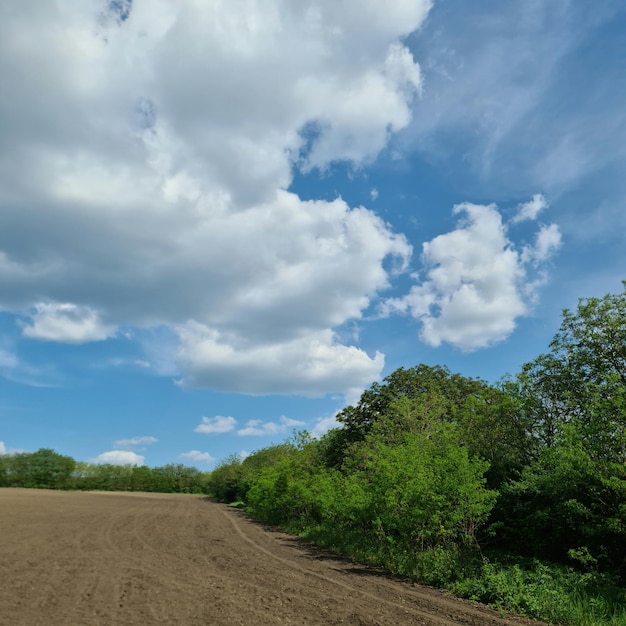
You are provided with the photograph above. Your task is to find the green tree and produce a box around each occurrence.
[0,453,9,487]
[205,454,244,502]
[514,282,626,462]
[341,426,496,551]
[496,427,626,573]
[7,448,76,489]
[336,365,474,443]
[335,364,529,487]
[494,283,626,572]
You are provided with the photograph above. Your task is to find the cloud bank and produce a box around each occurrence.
[0,0,431,397]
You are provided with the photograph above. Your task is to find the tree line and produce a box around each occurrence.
[206,283,626,626]
[0,449,209,494]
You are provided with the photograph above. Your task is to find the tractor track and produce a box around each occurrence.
[0,489,545,626]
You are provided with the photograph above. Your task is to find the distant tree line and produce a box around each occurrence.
[0,449,208,494]
[206,282,626,626]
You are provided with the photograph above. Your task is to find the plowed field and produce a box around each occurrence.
[0,489,544,625]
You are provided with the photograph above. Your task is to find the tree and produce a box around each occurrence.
[205,454,244,502]
[7,449,76,489]
[493,283,626,571]
[335,364,530,486]
[496,427,626,573]
[514,282,626,462]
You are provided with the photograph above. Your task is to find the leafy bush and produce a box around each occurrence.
[452,557,626,626]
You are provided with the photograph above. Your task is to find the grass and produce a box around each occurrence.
[450,555,626,626]
[297,522,626,626]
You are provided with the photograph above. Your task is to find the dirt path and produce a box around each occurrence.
[0,489,544,626]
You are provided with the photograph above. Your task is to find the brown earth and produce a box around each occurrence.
[0,489,546,626]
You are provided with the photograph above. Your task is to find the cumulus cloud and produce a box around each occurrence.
[93,450,144,466]
[0,441,6,455]
[0,0,428,397]
[382,200,561,349]
[522,223,563,265]
[22,303,116,343]
[512,194,548,223]
[194,416,237,434]
[179,450,215,464]
[114,436,158,449]
[237,416,305,437]
[310,415,342,438]
[178,325,385,397]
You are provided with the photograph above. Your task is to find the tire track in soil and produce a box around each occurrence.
[216,503,543,626]
[218,504,457,625]
[0,489,546,626]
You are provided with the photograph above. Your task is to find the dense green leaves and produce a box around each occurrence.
[492,283,626,575]
[208,422,497,582]
[0,451,207,493]
[1,449,76,489]
[514,282,626,461]
[496,428,626,572]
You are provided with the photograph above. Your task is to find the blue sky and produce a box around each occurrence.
[1,0,625,468]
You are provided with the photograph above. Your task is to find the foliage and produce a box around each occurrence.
[0,451,208,494]
[200,282,626,626]
[2,448,76,489]
[452,556,626,626]
[204,454,243,502]
[336,364,531,488]
[217,424,496,585]
[494,428,626,572]
[337,427,495,557]
[493,283,626,577]
[513,282,626,462]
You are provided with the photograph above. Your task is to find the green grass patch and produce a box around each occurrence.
[451,555,626,626]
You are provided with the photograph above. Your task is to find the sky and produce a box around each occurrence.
[1,0,625,469]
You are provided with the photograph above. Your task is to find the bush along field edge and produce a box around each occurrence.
[206,283,626,626]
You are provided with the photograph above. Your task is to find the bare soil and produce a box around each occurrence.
[0,489,545,625]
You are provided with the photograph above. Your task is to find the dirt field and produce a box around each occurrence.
[0,489,545,626]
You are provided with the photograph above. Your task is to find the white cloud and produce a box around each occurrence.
[0,1,427,397]
[22,303,116,344]
[370,188,379,200]
[310,415,342,438]
[194,416,237,434]
[179,450,215,464]
[92,450,144,466]
[512,194,548,223]
[382,200,561,349]
[178,325,385,397]
[237,415,305,437]
[522,223,562,265]
[0,441,26,456]
[114,436,158,449]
